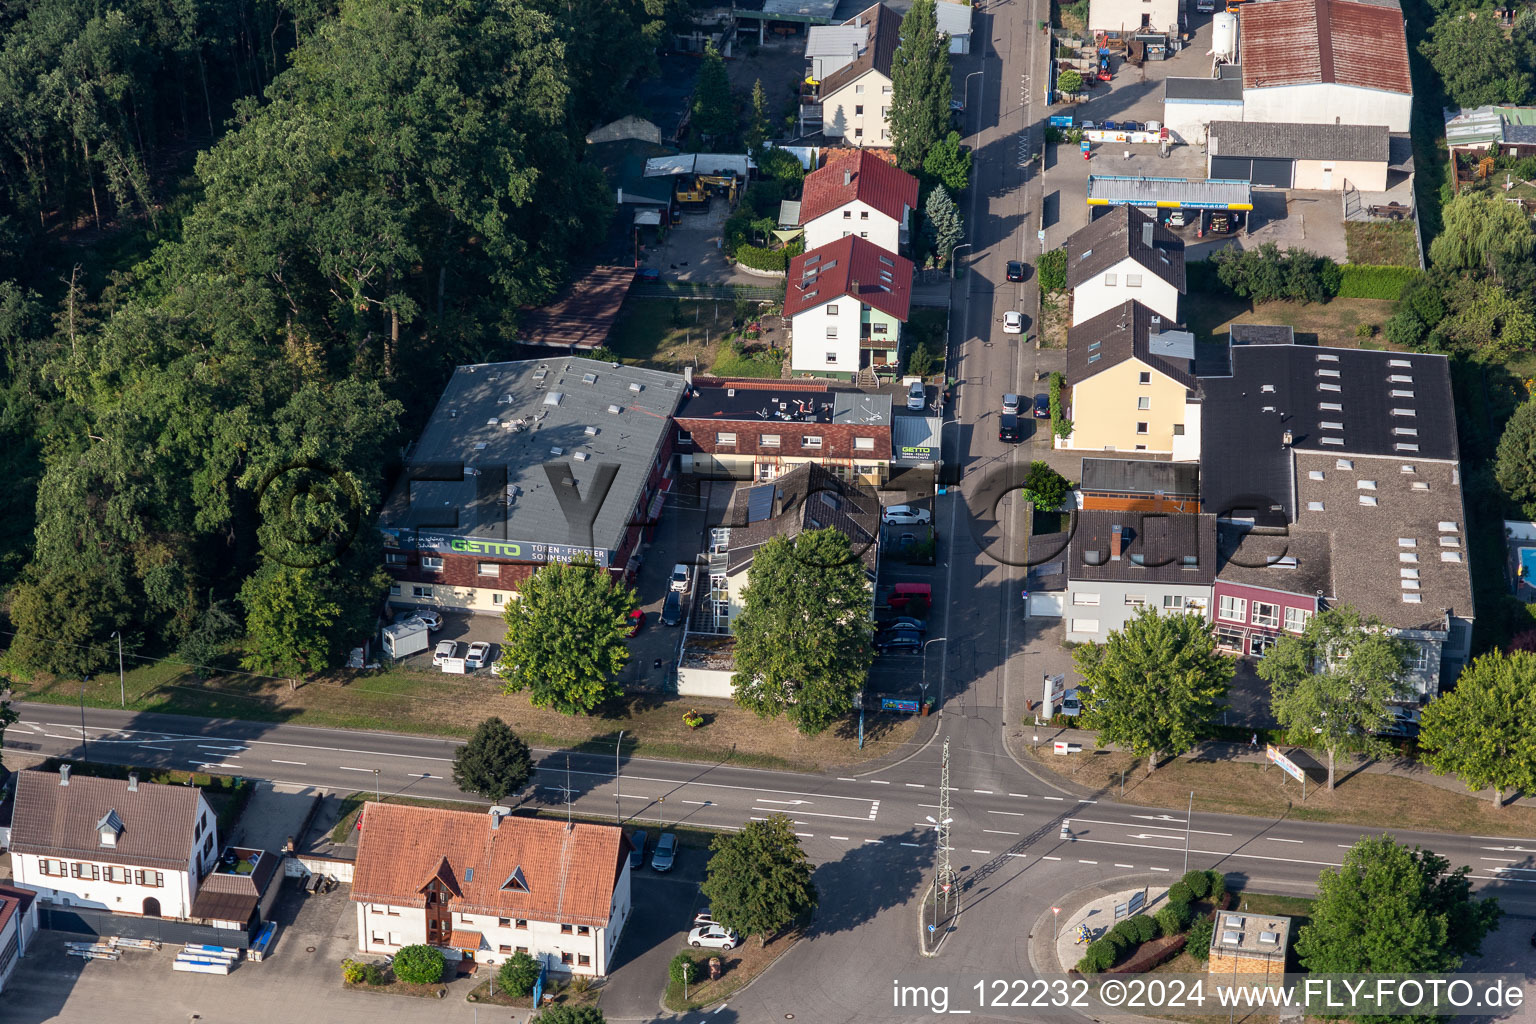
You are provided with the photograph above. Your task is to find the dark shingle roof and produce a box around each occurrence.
[1080,458,1200,498]
[1216,524,1334,597]
[1209,121,1390,163]
[819,4,903,96]
[1069,510,1218,585]
[1065,206,1186,292]
[10,771,205,871]
[1067,300,1198,390]
[722,464,879,574]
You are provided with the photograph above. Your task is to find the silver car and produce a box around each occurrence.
[1002,393,1021,415]
[651,832,678,871]
[907,380,926,410]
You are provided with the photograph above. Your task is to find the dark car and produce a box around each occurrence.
[999,412,1022,443]
[875,630,923,654]
[1033,393,1051,419]
[637,267,660,283]
[877,615,928,633]
[628,830,648,869]
[1006,260,1026,282]
[661,590,682,626]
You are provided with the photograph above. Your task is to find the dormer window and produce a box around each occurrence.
[97,809,125,847]
[501,866,531,893]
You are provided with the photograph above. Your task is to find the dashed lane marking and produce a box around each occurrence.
[830,835,849,841]
[1079,859,1098,865]
[1009,793,1030,798]
[983,829,1020,836]
[971,850,992,855]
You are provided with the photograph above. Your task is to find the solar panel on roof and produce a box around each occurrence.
[746,484,776,524]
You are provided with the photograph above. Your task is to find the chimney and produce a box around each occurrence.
[59,764,70,786]
[127,772,138,793]
[491,810,502,829]
[844,168,853,186]
[1110,524,1124,561]
[1142,222,1154,248]
[1150,315,1161,335]
[1282,429,1294,447]
[850,278,860,295]
[683,365,694,390]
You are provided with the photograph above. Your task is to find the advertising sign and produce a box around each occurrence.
[1266,744,1305,783]
[382,529,610,568]
[881,698,920,714]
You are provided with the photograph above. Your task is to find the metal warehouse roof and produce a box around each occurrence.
[1240,0,1412,96]
[1208,121,1390,163]
[1087,175,1253,210]
[1445,105,1536,149]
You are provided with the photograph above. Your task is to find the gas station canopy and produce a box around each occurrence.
[1086,174,1253,211]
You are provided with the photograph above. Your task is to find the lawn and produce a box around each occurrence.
[1039,291,1069,350]
[609,298,782,377]
[905,308,948,369]
[5,660,918,773]
[1344,221,1419,268]
[1019,744,1536,838]
[1182,293,1398,350]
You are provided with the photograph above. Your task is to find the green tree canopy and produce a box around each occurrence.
[1057,69,1084,94]
[700,814,819,946]
[1023,461,1069,510]
[1074,608,1233,775]
[452,718,535,802]
[497,950,540,996]
[1418,650,1536,807]
[237,563,344,679]
[1496,399,1536,518]
[925,185,963,266]
[745,79,770,154]
[1257,606,1410,789]
[1297,835,1501,982]
[391,943,446,985]
[498,559,637,715]
[692,43,736,145]
[1419,12,1534,110]
[1429,191,1536,277]
[923,130,972,193]
[731,528,874,736]
[889,0,953,171]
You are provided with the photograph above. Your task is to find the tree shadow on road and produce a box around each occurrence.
[810,825,933,936]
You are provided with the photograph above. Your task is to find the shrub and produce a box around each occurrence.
[1023,461,1070,510]
[1166,881,1194,908]
[498,951,540,996]
[733,244,789,272]
[1127,913,1157,943]
[1356,322,1376,338]
[758,147,805,185]
[342,959,366,985]
[1048,370,1072,440]
[907,340,939,378]
[363,963,387,986]
[1207,870,1226,902]
[1187,915,1215,962]
[1336,263,1421,299]
[1058,69,1084,95]
[1083,937,1117,972]
[392,944,446,986]
[1211,243,1340,304]
[1038,249,1067,294]
[1155,903,1190,937]
[1181,869,1211,899]
[1109,920,1139,949]
[670,951,700,986]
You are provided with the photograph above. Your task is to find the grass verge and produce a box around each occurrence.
[464,975,599,1009]
[1344,221,1419,267]
[663,926,803,1012]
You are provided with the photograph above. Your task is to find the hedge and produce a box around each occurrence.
[733,244,789,272]
[1337,263,1421,300]
[1166,881,1194,908]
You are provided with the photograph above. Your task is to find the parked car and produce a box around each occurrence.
[949,98,965,112]
[1208,212,1232,234]
[1002,393,1021,415]
[661,590,682,626]
[882,505,932,526]
[878,615,927,633]
[887,582,932,611]
[625,609,645,637]
[906,380,927,411]
[628,830,648,869]
[1003,311,1024,334]
[651,832,678,872]
[1006,260,1026,282]
[431,640,459,667]
[693,907,717,926]
[413,608,443,632]
[670,563,691,592]
[1168,209,1187,228]
[464,641,492,670]
[637,267,660,283]
[688,925,738,950]
[1033,393,1051,419]
[875,631,923,654]
[999,413,1022,443]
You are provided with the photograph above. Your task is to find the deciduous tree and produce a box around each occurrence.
[497,950,540,995]
[889,0,952,171]
[1418,650,1536,807]
[1258,606,1410,790]
[1419,13,1534,110]
[1074,608,1233,776]
[1496,399,1536,518]
[700,814,819,946]
[237,563,343,679]
[731,529,874,736]
[452,718,535,802]
[498,559,637,715]
[1429,191,1536,277]
[391,944,446,985]
[923,130,972,193]
[692,42,736,144]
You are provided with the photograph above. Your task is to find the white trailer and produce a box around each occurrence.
[382,619,429,659]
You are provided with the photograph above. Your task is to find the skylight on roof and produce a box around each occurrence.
[1442,551,1463,562]
[1390,408,1416,417]
[1388,359,1412,368]
[1359,495,1378,506]
[1319,402,1342,411]
[1439,521,1459,532]
[1318,383,1342,392]
[1391,390,1414,398]
[1321,437,1344,445]
[1337,460,1354,470]
[1316,369,1341,378]
[1403,593,1422,604]
[1401,464,1415,473]
[1321,421,1343,430]
[1401,552,1419,563]
[1307,501,1325,511]
[1357,480,1376,490]
[1395,443,1419,452]
[879,255,894,267]
[1389,374,1413,383]
[1401,579,1419,589]
[1400,569,1419,579]
[1316,353,1339,362]
[1393,427,1418,436]
[1308,470,1324,480]
[1261,384,1276,393]
[1399,538,1416,548]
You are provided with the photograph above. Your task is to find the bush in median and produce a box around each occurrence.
[392,944,446,985]
[1187,915,1215,962]
[1208,870,1226,902]
[670,951,700,986]
[1165,881,1194,909]
[1181,869,1211,899]
[1082,936,1118,972]
[1127,913,1157,944]
[1155,902,1190,937]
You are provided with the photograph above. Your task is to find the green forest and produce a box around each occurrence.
[0,0,691,682]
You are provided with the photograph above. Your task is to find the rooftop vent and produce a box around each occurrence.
[127,772,138,793]
[1259,932,1279,945]
[581,372,597,385]
[544,391,564,407]
[607,404,622,415]
[1261,384,1276,393]
[550,447,563,456]
[629,382,644,393]
[574,451,590,461]
[584,425,599,436]
[59,765,70,786]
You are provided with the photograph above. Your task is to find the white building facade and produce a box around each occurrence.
[803,198,903,252]
[1070,255,1182,326]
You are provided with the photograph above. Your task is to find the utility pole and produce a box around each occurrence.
[372,768,380,804]
[934,739,956,912]
[565,756,573,826]
[615,730,624,824]
[79,677,90,762]
[111,631,124,708]
[1183,790,1194,874]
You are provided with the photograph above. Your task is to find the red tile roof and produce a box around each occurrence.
[1241,0,1411,96]
[799,150,919,226]
[784,236,913,321]
[350,804,625,928]
[0,884,35,940]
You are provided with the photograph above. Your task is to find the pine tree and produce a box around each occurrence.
[889,0,953,171]
[925,185,963,266]
[692,43,736,145]
[452,718,534,802]
[745,79,770,154]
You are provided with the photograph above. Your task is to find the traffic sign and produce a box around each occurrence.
[1052,907,1061,915]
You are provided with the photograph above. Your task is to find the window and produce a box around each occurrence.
[579,954,592,966]
[134,870,164,888]
[421,556,443,572]
[881,106,890,118]
[882,84,892,94]
[1125,274,1143,288]
[761,434,781,448]
[854,437,875,451]
[515,919,528,930]
[855,84,864,94]
[715,432,737,446]
[1104,272,1118,286]
[499,944,512,954]
[561,952,575,966]
[1125,594,1147,606]
[1408,646,1432,671]
[854,128,863,138]
[1162,595,1186,610]
[577,925,591,936]
[385,552,408,565]
[826,326,838,339]
[1137,396,1150,410]
[478,563,499,577]
[498,918,512,928]
[872,322,888,334]
[1139,372,1151,385]
[492,593,505,606]
[1250,634,1278,656]
[826,304,839,314]
[1284,607,1312,633]
[561,924,573,934]
[1219,595,1247,622]
[826,352,838,364]
[1072,592,1101,606]
[1251,602,1279,628]
[842,210,852,219]
[860,231,868,238]
[389,583,401,596]
[1216,627,1244,651]
[802,436,823,448]
[516,946,529,955]
[881,128,890,140]
[1136,422,1149,434]
[1071,619,1100,634]
[860,211,869,220]
[72,863,100,880]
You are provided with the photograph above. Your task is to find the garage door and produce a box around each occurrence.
[1211,155,1292,187]
[1028,593,1064,618]
[1210,155,1252,181]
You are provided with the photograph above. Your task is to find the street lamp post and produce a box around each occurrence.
[373,768,381,805]
[79,676,90,762]
[615,729,625,824]
[921,637,947,712]
[963,70,984,121]
[111,630,124,708]
[1183,790,1194,873]
[949,242,974,280]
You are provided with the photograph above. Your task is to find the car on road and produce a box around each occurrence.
[464,641,492,670]
[875,631,923,654]
[628,830,648,869]
[431,640,459,667]
[693,907,717,926]
[1002,393,1021,415]
[625,609,645,637]
[906,380,927,410]
[670,563,691,592]
[1003,311,1024,334]
[651,832,678,872]
[1033,393,1051,419]
[878,615,927,633]
[661,590,683,626]
[949,98,965,112]
[882,505,932,526]
[999,412,1022,443]
[688,925,738,950]
[1006,260,1025,282]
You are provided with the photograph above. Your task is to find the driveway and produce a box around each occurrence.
[600,851,709,1018]
[640,200,779,288]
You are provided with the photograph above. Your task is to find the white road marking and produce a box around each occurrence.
[1266,838,1303,844]
[753,807,871,822]
[1043,796,1064,801]
[1007,853,1027,859]
[983,829,1020,836]
[795,833,814,838]
[1042,856,1061,861]
[865,839,883,844]
[974,789,994,794]
[196,744,246,752]
[1079,859,1098,865]
[339,766,377,773]
[870,780,890,785]
[138,745,172,752]
[1074,817,1234,837]
[988,810,1027,816]
[1150,867,1170,872]
[971,850,992,854]
[271,760,307,766]
[1115,863,1134,868]
[1079,799,1097,803]
[681,800,711,806]
[837,778,856,782]
[901,842,922,847]
[192,762,240,770]
[906,783,925,788]
[1009,793,1030,798]
[830,835,849,841]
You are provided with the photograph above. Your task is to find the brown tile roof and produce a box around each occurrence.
[722,463,881,575]
[351,804,625,928]
[784,235,913,321]
[188,888,257,925]
[819,4,903,96]
[9,771,205,871]
[1240,0,1411,96]
[1065,206,1186,292]
[799,149,919,226]
[515,266,636,350]
[1069,510,1219,585]
[1067,300,1197,389]
[0,884,35,939]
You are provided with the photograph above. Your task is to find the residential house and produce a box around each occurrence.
[798,149,918,253]
[935,0,972,53]
[1239,0,1412,133]
[1213,526,1331,657]
[1064,510,1218,642]
[801,4,901,146]
[1065,206,1185,326]
[1064,300,1200,456]
[351,803,630,977]
[674,381,894,484]
[1089,0,1178,37]
[8,767,219,921]
[0,884,38,995]
[1207,121,1390,191]
[785,235,913,379]
[1079,458,1201,513]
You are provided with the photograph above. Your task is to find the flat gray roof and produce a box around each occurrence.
[1088,175,1253,210]
[1209,120,1390,163]
[893,413,941,460]
[1164,65,1244,102]
[378,358,686,564]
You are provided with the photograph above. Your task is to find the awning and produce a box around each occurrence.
[634,209,663,226]
[449,930,484,951]
[647,490,666,520]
